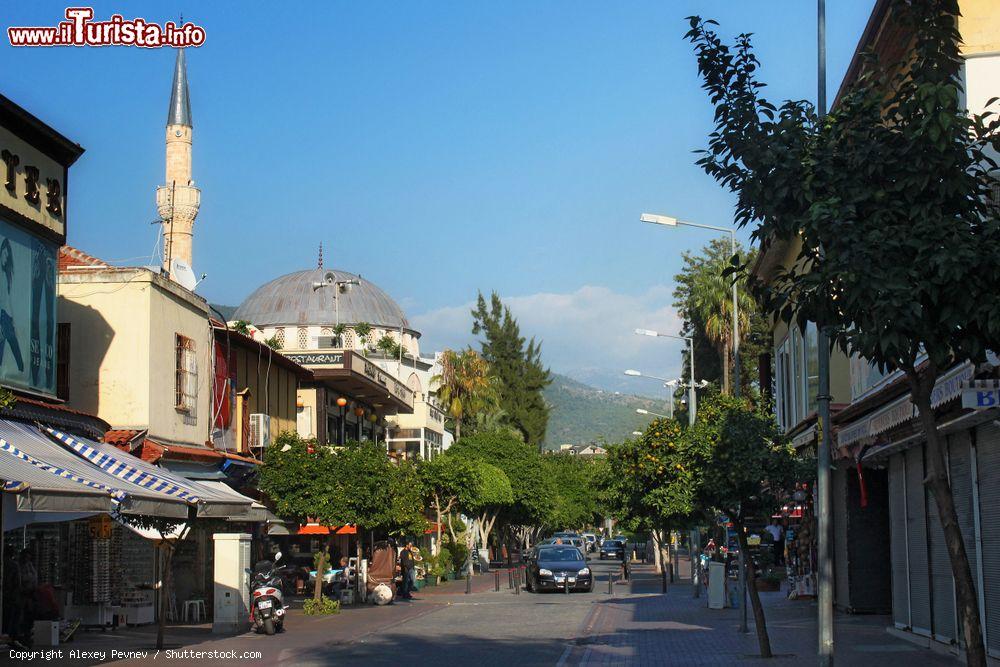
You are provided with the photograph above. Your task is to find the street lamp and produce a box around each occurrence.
[640,214,740,399]
[625,369,688,418]
[632,329,700,426]
[636,408,669,419]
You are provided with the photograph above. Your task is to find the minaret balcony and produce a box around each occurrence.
[156,184,201,225]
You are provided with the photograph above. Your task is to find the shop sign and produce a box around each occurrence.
[285,351,344,367]
[0,217,57,395]
[961,379,1000,409]
[0,126,66,241]
[88,514,113,539]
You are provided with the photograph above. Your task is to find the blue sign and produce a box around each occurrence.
[0,217,57,395]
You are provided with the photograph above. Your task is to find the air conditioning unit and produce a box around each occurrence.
[249,413,271,449]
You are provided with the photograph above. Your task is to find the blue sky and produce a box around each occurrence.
[3,1,873,394]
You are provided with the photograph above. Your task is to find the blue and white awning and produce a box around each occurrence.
[43,428,252,519]
[0,421,189,518]
[46,427,200,504]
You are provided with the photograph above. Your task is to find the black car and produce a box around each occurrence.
[599,539,625,560]
[526,546,593,593]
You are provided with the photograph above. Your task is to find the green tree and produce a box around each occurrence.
[471,292,552,446]
[418,454,486,552]
[688,395,806,658]
[353,322,373,351]
[542,453,601,531]
[448,430,555,548]
[673,239,761,396]
[462,461,514,562]
[260,432,426,600]
[432,348,498,439]
[686,5,1000,662]
[598,417,700,572]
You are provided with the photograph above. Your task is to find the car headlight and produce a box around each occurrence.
[539,568,553,577]
[578,567,590,575]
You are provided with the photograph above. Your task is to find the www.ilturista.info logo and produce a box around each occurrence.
[8,8,206,48]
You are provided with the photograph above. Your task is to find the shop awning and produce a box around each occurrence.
[195,481,273,523]
[43,427,253,519]
[0,421,189,518]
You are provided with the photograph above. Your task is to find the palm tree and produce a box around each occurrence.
[675,239,756,395]
[432,348,498,439]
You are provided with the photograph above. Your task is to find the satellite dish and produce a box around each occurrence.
[170,259,198,291]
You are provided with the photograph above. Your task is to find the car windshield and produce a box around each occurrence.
[538,547,583,562]
[604,540,622,548]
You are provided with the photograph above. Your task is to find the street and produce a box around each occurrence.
[22,555,959,667]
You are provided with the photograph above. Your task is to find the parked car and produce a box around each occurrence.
[525,545,593,593]
[567,537,588,555]
[599,539,625,560]
[582,533,598,552]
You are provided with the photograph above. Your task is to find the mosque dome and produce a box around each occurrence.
[233,268,413,333]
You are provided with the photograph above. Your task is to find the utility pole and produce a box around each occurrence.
[816,0,834,664]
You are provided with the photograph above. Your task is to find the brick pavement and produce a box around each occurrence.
[560,563,960,666]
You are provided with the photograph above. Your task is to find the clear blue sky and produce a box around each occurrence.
[3,1,873,392]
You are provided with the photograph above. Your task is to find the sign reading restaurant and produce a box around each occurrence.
[285,349,413,407]
[0,95,83,397]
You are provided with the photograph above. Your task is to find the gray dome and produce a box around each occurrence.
[233,268,413,332]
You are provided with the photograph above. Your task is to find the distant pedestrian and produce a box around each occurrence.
[407,542,422,594]
[765,519,784,565]
[399,542,415,599]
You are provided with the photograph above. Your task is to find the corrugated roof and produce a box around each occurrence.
[233,268,412,331]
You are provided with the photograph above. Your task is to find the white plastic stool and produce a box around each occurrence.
[182,599,206,623]
[339,589,354,605]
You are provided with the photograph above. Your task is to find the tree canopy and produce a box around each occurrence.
[471,292,552,446]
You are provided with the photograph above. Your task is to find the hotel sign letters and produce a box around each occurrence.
[0,126,66,242]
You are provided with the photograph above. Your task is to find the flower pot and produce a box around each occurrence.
[755,578,781,592]
[424,575,438,587]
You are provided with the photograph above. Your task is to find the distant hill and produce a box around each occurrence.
[542,373,666,450]
[210,304,238,321]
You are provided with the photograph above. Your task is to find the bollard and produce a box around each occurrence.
[565,578,570,594]
[515,568,521,595]
[508,568,514,590]
[495,570,500,592]
[608,572,614,595]
[661,566,667,594]
[466,570,472,595]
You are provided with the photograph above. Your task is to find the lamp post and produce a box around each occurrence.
[633,329,700,426]
[639,215,740,398]
[625,369,681,418]
[312,274,361,328]
[635,408,669,419]
[336,397,348,445]
[639,217,744,621]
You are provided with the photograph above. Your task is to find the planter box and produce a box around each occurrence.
[424,576,439,587]
[755,579,781,592]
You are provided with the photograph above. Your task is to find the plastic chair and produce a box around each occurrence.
[182,599,206,623]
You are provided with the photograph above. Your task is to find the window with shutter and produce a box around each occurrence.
[175,334,197,413]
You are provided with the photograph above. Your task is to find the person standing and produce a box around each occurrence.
[398,542,415,599]
[765,518,784,566]
[407,542,422,595]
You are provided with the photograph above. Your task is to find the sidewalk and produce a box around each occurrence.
[10,572,498,666]
[562,563,959,666]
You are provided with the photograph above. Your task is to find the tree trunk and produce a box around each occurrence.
[156,544,174,651]
[735,524,772,658]
[313,548,326,601]
[455,418,462,441]
[721,346,731,396]
[909,368,986,667]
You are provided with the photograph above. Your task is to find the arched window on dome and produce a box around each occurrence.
[343,329,355,349]
[321,327,332,337]
[274,327,285,347]
[297,327,309,349]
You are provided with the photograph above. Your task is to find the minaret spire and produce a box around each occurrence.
[167,48,192,127]
[318,242,324,269]
[157,48,201,284]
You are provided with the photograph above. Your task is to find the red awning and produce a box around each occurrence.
[296,524,357,535]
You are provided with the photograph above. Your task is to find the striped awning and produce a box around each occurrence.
[46,427,200,504]
[0,421,189,517]
[43,428,252,519]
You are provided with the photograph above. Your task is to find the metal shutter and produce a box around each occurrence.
[834,466,850,608]
[948,431,978,648]
[976,422,1000,657]
[928,443,956,643]
[906,446,932,636]
[890,454,910,628]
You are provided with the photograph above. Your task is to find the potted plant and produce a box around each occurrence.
[755,570,782,592]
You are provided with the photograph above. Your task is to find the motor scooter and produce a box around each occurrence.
[246,551,289,635]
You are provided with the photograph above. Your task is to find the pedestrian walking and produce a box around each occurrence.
[398,541,415,599]
[407,542,422,594]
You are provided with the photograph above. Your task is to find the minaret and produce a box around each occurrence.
[156,48,200,280]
